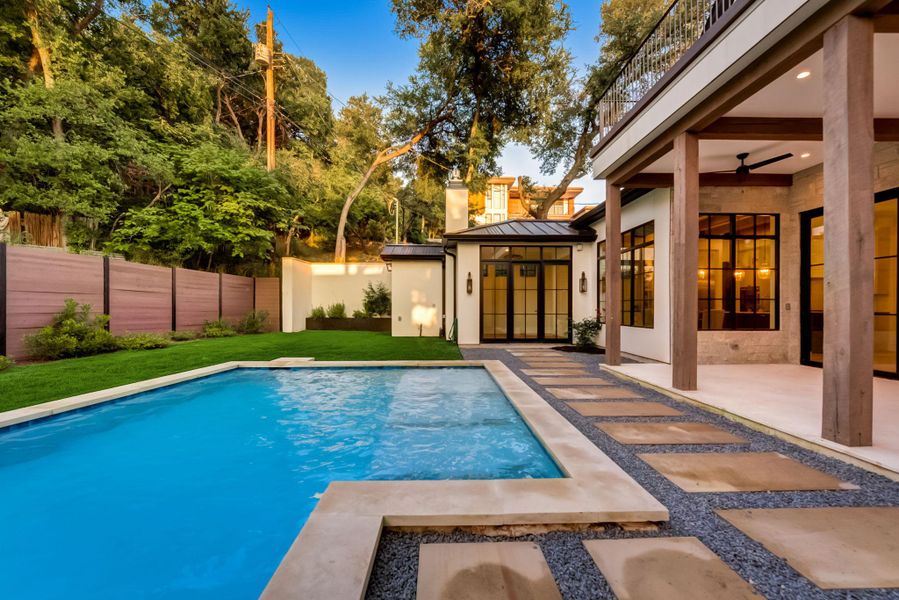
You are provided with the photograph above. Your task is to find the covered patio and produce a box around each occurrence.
[604,363,899,477]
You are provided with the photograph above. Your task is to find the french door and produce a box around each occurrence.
[480,246,571,342]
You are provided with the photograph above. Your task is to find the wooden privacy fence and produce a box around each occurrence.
[0,244,281,359]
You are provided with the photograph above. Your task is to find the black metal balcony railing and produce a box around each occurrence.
[595,0,741,145]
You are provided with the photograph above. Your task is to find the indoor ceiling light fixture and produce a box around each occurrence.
[796,70,811,79]
[800,152,811,158]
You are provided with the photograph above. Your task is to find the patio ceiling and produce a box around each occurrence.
[637,33,899,179]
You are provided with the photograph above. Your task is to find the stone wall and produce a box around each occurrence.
[697,186,794,364]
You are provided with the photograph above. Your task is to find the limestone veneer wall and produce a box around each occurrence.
[697,186,793,364]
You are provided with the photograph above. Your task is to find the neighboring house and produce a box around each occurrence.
[469,177,581,225]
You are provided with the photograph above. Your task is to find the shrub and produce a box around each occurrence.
[362,282,391,316]
[352,309,368,319]
[325,303,346,319]
[117,333,171,350]
[169,330,199,341]
[309,306,327,319]
[572,317,602,349]
[25,299,119,360]
[236,310,269,334]
[0,355,13,371]
[202,319,236,338]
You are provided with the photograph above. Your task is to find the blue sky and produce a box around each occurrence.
[243,0,605,207]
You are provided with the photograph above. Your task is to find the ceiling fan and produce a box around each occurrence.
[720,151,794,175]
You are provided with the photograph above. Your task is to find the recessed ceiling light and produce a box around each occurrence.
[800,152,811,158]
[796,70,811,80]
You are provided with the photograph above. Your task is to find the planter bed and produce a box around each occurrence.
[305,317,391,332]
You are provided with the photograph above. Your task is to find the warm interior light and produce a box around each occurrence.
[758,268,771,279]
[734,270,745,281]
[800,152,811,159]
[796,70,811,79]
[698,269,706,280]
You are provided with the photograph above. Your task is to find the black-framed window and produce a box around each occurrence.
[597,221,655,329]
[698,213,779,330]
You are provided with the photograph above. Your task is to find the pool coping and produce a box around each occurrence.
[0,359,669,599]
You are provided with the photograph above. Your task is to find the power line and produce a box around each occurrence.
[100,8,325,156]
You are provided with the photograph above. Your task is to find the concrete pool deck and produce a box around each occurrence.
[0,358,668,600]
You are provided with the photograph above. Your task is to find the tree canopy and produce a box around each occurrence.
[0,0,662,269]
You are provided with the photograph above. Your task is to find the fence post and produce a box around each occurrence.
[171,268,177,331]
[218,273,223,319]
[0,243,6,356]
[102,256,110,330]
[252,277,257,311]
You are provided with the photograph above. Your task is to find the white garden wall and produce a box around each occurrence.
[281,258,390,332]
[390,260,444,337]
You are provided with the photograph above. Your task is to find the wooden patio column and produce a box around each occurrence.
[604,180,621,366]
[822,15,874,446]
[671,132,699,390]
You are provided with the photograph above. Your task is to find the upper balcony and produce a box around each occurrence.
[593,0,750,152]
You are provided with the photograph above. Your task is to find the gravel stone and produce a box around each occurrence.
[365,349,899,599]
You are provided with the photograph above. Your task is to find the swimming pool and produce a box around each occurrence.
[0,367,561,599]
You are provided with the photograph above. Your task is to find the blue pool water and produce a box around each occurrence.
[0,367,561,599]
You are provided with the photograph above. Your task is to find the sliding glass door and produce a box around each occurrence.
[801,190,898,378]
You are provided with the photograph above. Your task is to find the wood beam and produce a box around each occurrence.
[624,172,794,188]
[671,132,699,391]
[700,117,899,141]
[604,181,622,366]
[874,13,899,31]
[822,15,874,447]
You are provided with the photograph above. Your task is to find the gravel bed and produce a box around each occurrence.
[365,349,899,599]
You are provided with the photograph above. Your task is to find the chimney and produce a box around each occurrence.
[444,169,469,233]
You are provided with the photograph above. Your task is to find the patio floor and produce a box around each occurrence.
[603,363,899,478]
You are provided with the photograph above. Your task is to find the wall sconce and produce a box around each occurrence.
[466,272,473,295]
[386,262,392,272]
[579,271,588,293]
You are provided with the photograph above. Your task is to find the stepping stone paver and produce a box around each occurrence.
[546,385,641,398]
[583,537,762,599]
[417,542,562,600]
[522,361,583,368]
[566,401,683,417]
[597,422,748,445]
[522,368,589,377]
[717,507,899,589]
[639,452,858,492]
[533,377,617,386]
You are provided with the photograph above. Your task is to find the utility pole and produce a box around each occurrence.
[265,7,276,172]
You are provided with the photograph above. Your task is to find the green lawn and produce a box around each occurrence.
[0,331,462,412]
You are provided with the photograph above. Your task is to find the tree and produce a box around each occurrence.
[526,0,669,218]
[332,0,571,262]
[107,141,289,269]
